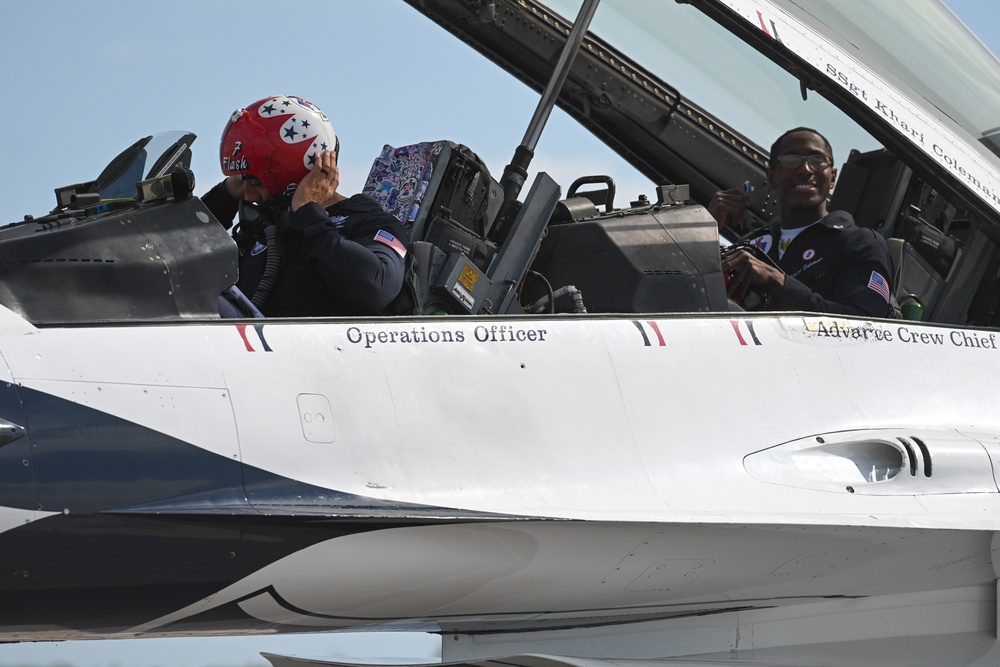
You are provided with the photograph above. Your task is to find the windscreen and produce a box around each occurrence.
[776,0,1000,159]
[545,0,1000,169]
[94,131,195,200]
[543,0,880,164]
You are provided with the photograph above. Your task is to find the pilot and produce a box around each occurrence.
[710,127,894,318]
[202,95,406,317]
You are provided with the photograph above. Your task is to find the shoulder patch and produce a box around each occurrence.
[868,271,891,303]
[374,229,407,258]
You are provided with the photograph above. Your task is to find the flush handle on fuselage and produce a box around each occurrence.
[0,418,26,448]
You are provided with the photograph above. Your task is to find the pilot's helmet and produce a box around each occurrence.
[219,95,337,196]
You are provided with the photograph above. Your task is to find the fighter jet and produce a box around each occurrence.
[1,1,1000,666]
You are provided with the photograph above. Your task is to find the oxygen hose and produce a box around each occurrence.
[526,284,588,313]
[251,224,281,309]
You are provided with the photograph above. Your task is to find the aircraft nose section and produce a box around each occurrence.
[0,381,32,514]
[0,417,26,448]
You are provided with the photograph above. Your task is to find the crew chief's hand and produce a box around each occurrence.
[722,247,785,302]
[708,187,749,231]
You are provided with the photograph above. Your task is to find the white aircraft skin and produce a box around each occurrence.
[1,310,999,666]
[6,313,1000,526]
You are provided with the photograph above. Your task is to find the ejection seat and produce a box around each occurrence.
[361,141,503,315]
[829,147,962,320]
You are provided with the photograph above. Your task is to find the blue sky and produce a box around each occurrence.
[0,0,650,226]
[1,1,999,665]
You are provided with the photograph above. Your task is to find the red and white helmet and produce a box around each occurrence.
[219,95,338,196]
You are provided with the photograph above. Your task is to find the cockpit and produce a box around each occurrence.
[0,125,983,327]
[3,0,1000,328]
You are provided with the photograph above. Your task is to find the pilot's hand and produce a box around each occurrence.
[721,247,785,302]
[224,174,244,199]
[292,150,342,212]
[708,188,749,231]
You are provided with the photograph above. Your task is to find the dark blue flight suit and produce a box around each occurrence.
[203,182,406,317]
[750,210,894,318]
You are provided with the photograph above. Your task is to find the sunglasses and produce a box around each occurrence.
[240,174,264,187]
[774,153,833,169]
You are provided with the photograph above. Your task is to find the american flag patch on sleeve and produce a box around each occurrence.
[867,270,891,303]
[374,229,407,258]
